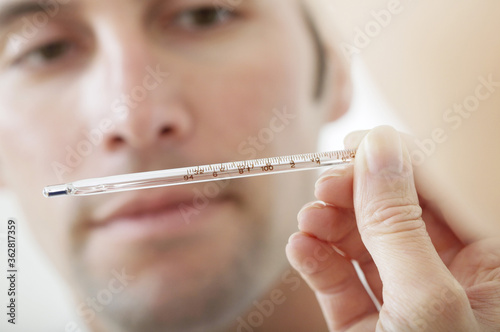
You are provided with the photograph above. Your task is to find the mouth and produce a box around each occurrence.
[88,187,236,241]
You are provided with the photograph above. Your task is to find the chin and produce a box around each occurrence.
[86,250,261,332]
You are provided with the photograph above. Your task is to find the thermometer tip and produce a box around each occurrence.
[43,185,69,198]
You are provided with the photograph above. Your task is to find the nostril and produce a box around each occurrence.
[103,135,126,151]
[111,136,125,145]
[160,126,174,136]
[106,136,125,150]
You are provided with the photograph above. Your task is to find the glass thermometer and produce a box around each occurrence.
[43,149,356,197]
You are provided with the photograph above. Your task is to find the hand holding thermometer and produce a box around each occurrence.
[43,149,356,197]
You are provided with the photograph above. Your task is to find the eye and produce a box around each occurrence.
[174,6,235,30]
[12,40,74,69]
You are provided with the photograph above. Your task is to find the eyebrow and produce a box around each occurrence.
[0,1,76,27]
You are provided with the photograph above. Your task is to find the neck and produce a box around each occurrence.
[226,268,328,332]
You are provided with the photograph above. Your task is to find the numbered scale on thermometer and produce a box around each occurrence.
[184,150,355,181]
[43,149,356,197]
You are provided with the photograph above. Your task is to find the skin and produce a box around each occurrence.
[288,126,500,331]
[287,2,500,331]
[0,0,350,331]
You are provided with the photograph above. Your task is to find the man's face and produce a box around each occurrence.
[0,0,337,330]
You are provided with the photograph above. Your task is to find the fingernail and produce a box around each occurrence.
[288,232,301,244]
[315,167,348,187]
[364,126,403,174]
[297,201,329,220]
[344,130,369,149]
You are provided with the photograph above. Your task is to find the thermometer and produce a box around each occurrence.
[43,149,356,197]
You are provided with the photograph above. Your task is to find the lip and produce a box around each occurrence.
[89,187,235,240]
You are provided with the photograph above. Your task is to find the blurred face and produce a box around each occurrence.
[0,0,340,331]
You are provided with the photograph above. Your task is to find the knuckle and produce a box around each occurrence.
[415,283,474,328]
[361,195,423,232]
[381,282,474,331]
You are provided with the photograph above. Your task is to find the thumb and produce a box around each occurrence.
[354,126,457,298]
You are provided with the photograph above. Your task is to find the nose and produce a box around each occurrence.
[89,26,192,151]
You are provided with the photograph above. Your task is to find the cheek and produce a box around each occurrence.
[0,80,85,190]
[172,21,319,254]
[0,80,84,271]
[179,22,316,162]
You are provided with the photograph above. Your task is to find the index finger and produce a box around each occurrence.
[315,164,354,209]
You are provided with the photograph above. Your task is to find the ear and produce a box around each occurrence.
[305,0,353,122]
[324,42,353,123]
